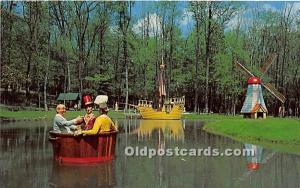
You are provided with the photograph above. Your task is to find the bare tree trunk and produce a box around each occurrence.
[78,46,83,96]
[125,65,129,110]
[190,2,205,113]
[38,80,40,109]
[43,54,49,111]
[7,2,14,65]
[24,2,40,106]
[43,3,52,111]
[67,56,71,92]
[205,2,212,113]
[119,2,132,110]
[25,49,32,105]
[64,69,67,94]
[194,20,200,113]
[167,6,175,98]
[123,31,129,111]
[114,34,120,103]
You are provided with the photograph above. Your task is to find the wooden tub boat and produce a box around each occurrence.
[49,130,118,164]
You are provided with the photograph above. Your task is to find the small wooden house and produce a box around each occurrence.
[241,77,268,119]
[56,93,80,110]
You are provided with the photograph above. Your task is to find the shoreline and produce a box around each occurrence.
[0,109,126,122]
[0,116,47,123]
[203,117,300,154]
[1,110,299,154]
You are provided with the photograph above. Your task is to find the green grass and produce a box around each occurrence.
[203,118,300,144]
[183,113,300,153]
[0,108,126,120]
[203,117,300,154]
[0,109,235,121]
[182,113,242,121]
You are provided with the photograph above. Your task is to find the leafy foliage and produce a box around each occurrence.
[0,1,299,115]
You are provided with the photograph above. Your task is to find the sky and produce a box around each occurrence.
[8,1,300,37]
[131,1,300,36]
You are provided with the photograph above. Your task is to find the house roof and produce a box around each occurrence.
[57,93,80,101]
[251,104,268,113]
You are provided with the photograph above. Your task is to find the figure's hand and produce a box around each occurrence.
[75,117,84,124]
[76,125,82,131]
[74,130,82,136]
[114,122,118,130]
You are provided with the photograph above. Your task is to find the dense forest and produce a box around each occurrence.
[1,1,299,115]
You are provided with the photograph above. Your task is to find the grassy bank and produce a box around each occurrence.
[182,113,240,121]
[203,117,300,154]
[0,108,126,121]
[0,109,230,121]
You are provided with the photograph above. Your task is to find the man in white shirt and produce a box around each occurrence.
[53,104,82,133]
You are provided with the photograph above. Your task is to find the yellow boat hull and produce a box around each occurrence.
[137,105,183,120]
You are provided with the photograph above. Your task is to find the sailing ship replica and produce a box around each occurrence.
[136,61,185,120]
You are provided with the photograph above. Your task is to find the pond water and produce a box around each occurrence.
[0,119,299,188]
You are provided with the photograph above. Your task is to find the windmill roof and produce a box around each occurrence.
[248,77,261,84]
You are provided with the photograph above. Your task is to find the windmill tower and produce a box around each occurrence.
[235,54,286,119]
[241,77,268,118]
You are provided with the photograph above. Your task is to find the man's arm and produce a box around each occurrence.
[110,121,117,131]
[57,116,77,126]
[81,118,101,135]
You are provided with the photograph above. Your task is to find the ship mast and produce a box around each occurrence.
[158,55,166,111]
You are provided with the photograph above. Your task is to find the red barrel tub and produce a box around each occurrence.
[49,130,118,164]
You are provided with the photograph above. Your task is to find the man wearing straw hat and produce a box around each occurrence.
[77,95,117,136]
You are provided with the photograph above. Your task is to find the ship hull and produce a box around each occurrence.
[137,105,183,120]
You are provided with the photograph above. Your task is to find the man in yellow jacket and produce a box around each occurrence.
[80,95,117,136]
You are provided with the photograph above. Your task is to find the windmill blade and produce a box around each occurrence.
[261,82,286,104]
[234,60,255,78]
[260,53,277,76]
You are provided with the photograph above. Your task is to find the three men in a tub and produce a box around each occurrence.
[81,95,96,130]
[53,104,83,133]
[75,95,117,136]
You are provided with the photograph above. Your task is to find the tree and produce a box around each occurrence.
[118,1,133,110]
[190,2,206,113]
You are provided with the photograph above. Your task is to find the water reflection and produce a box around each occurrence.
[0,120,299,188]
[134,120,184,187]
[134,120,184,147]
[134,120,183,139]
[0,121,51,188]
[49,162,116,188]
[244,144,263,171]
[116,119,300,188]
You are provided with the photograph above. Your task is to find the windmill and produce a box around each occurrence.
[235,53,286,119]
